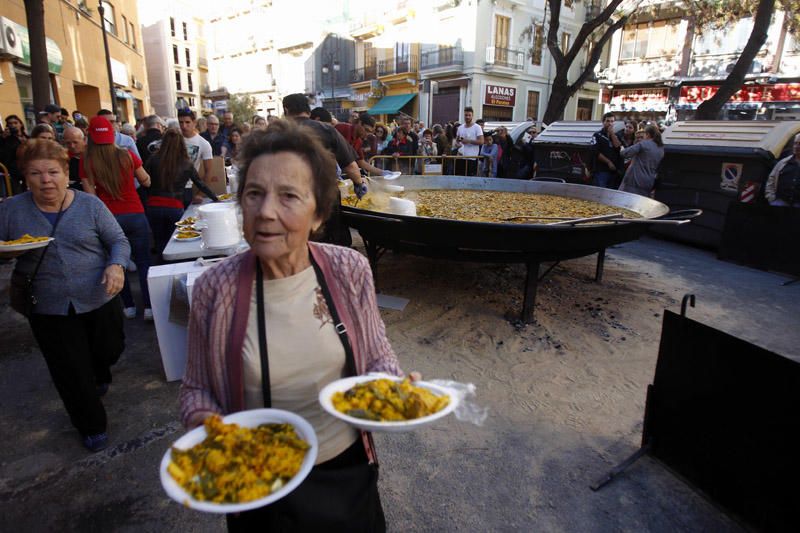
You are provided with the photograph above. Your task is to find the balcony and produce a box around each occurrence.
[485,46,525,74]
[420,46,464,75]
[350,65,378,83]
[378,54,419,77]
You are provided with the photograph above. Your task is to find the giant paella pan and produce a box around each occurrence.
[341,176,699,323]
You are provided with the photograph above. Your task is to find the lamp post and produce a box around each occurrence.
[97,1,117,115]
[321,59,340,111]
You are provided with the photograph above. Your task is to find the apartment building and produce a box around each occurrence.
[346,0,603,125]
[0,0,150,127]
[140,0,209,118]
[601,4,799,121]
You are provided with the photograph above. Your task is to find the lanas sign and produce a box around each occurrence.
[484,84,516,107]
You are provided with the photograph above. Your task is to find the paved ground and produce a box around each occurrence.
[0,235,796,532]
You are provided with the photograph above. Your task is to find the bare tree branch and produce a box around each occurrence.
[568,14,630,94]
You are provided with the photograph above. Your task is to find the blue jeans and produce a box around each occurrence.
[115,213,151,309]
[593,171,615,189]
[145,206,182,263]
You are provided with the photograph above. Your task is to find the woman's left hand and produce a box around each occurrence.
[408,371,422,382]
[101,264,125,296]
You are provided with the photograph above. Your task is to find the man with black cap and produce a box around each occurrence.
[282,93,367,246]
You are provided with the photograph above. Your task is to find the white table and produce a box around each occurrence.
[161,203,248,261]
[147,260,212,381]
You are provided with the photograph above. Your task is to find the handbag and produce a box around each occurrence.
[8,195,67,318]
[230,255,384,532]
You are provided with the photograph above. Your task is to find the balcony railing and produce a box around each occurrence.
[378,54,419,76]
[420,46,464,70]
[485,46,525,70]
[350,65,378,83]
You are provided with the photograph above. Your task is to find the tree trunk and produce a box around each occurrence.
[24,0,51,112]
[694,0,776,120]
[543,75,571,124]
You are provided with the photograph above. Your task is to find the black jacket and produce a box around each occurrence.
[136,129,163,166]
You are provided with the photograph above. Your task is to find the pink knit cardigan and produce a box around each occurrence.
[179,242,403,462]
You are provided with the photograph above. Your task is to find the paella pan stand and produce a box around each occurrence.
[342,177,701,324]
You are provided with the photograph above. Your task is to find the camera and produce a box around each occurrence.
[9,126,18,136]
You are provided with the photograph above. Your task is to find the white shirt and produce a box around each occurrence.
[457,123,483,157]
[242,267,358,464]
[183,133,213,172]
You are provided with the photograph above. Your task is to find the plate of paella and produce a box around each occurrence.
[0,235,54,252]
[172,230,201,241]
[319,375,458,433]
[160,409,318,513]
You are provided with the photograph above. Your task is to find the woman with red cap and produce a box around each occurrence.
[80,116,154,320]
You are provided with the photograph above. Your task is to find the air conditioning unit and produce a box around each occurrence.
[0,18,24,60]
[131,76,144,90]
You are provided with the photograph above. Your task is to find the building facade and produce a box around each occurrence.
[140,0,208,118]
[0,0,150,127]
[347,0,604,126]
[601,4,800,121]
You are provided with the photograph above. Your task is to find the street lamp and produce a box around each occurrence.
[98,1,117,115]
[321,59,341,109]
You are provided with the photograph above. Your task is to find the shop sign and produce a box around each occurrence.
[111,58,129,87]
[484,84,516,107]
[680,84,800,104]
[7,19,63,74]
[610,88,668,106]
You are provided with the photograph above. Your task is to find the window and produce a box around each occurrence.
[175,71,182,91]
[183,22,188,41]
[129,22,136,49]
[170,17,176,37]
[185,48,191,67]
[122,15,129,43]
[101,2,117,36]
[561,32,571,55]
[187,72,193,92]
[531,24,544,66]
[173,45,179,64]
[494,15,510,50]
[189,97,196,107]
[526,91,540,121]
[620,20,681,60]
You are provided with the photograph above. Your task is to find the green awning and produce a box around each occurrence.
[367,93,416,115]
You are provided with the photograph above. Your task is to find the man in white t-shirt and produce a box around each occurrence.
[179,109,213,177]
[456,106,483,176]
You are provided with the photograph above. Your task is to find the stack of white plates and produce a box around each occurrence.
[198,203,240,249]
[388,197,416,216]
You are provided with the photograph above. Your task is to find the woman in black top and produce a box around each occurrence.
[143,129,218,260]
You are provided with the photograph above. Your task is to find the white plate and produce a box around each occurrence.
[318,375,458,433]
[379,172,402,181]
[160,409,318,514]
[0,237,54,252]
[172,233,201,242]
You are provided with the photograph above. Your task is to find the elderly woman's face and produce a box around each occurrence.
[26,159,68,204]
[241,152,320,263]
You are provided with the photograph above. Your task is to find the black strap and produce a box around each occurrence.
[28,192,68,289]
[254,252,358,409]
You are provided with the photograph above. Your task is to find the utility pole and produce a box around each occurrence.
[98,1,117,114]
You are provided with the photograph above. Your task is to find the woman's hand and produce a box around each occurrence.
[101,264,125,296]
[408,371,422,382]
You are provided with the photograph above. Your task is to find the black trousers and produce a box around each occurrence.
[227,439,386,533]
[455,158,478,177]
[29,298,125,437]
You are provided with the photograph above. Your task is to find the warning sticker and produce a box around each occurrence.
[720,162,743,191]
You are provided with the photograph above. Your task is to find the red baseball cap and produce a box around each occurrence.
[88,116,115,145]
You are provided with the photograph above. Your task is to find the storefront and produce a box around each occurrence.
[482,83,516,121]
[605,87,670,121]
[676,83,800,121]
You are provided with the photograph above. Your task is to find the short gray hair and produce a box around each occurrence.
[62,126,84,139]
[143,114,164,128]
[120,123,136,136]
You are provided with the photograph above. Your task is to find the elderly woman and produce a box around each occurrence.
[180,120,407,531]
[619,124,665,197]
[0,140,130,452]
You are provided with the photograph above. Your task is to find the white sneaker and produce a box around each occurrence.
[123,306,136,319]
[143,308,154,321]
[127,260,137,272]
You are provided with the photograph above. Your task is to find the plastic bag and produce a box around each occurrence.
[429,380,489,426]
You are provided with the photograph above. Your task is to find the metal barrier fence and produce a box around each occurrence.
[367,154,492,176]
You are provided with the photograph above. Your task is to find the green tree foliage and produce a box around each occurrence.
[226,94,259,125]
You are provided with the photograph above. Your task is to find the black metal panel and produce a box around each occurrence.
[644,311,800,531]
